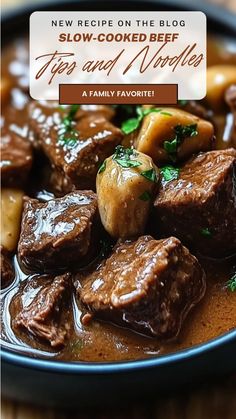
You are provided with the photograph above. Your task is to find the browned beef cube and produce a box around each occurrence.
[11,273,71,348]
[154,149,236,257]
[77,236,205,339]
[18,191,98,271]
[0,246,14,288]
[0,129,33,186]
[30,102,123,191]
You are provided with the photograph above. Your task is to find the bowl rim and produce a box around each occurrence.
[1,0,236,374]
[2,330,236,374]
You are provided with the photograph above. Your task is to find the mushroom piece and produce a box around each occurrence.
[1,188,24,252]
[96,146,159,239]
[135,107,214,165]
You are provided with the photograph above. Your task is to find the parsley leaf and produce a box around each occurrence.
[201,228,211,237]
[164,123,198,160]
[121,106,172,135]
[68,104,80,119]
[141,168,158,183]
[226,274,236,292]
[112,145,142,168]
[121,118,140,134]
[161,165,180,182]
[58,104,80,147]
[175,123,198,138]
[139,191,152,201]
[58,134,78,148]
[115,159,141,168]
[163,138,178,154]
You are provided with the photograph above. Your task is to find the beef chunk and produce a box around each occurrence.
[30,103,123,191]
[0,246,14,288]
[11,273,71,348]
[0,129,32,186]
[154,149,236,257]
[77,236,205,339]
[18,190,98,271]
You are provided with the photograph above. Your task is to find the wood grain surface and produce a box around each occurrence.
[1,0,236,418]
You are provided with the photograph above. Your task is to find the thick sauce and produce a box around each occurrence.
[1,254,236,362]
[1,36,236,362]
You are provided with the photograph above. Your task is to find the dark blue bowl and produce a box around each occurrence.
[1,0,236,407]
[2,330,236,407]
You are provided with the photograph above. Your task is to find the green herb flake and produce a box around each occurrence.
[226,274,236,292]
[113,145,142,168]
[98,160,106,174]
[141,168,158,183]
[121,118,141,135]
[139,191,152,201]
[161,165,180,182]
[58,104,80,147]
[115,159,141,168]
[163,138,178,154]
[164,123,198,159]
[121,106,172,135]
[201,228,211,237]
[58,135,78,148]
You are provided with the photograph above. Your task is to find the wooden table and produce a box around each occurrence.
[1,0,236,417]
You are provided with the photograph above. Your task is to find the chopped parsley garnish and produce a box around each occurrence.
[161,165,180,182]
[226,274,236,292]
[112,145,141,168]
[121,117,140,135]
[121,106,172,135]
[164,138,178,154]
[139,191,152,201]
[164,123,198,161]
[58,104,80,148]
[201,228,211,237]
[98,160,106,174]
[141,168,158,183]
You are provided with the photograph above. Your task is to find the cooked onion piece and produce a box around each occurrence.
[1,189,24,251]
[96,146,159,239]
[206,65,236,111]
[135,107,214,164]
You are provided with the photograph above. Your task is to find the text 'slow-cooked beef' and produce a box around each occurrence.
[18,190,98,271]
[154,149,236,257]
[77,236,206,339]
[0,246,14,288]
[0,129,33,187]
[30,103,123,191]
[11,273,71,348]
